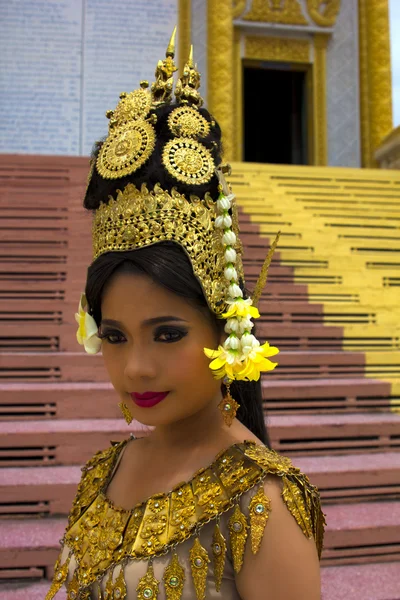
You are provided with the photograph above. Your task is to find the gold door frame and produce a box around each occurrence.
[233,32,328,165]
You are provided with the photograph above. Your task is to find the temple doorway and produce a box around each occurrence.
[243,61,310,165]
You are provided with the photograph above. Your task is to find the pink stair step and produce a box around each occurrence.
[263,377,397,413]
[2,452,400,516]
[0,418,148,466]
[268,412,400,455]
[1,562,399,600]
[320,561,400,600]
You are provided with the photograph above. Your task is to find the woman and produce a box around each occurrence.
[46,32,325,600]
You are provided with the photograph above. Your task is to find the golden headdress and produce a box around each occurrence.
[76,30,280,383]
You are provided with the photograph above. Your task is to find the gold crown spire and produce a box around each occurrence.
[175,45,203,108]
[151,26,178,106]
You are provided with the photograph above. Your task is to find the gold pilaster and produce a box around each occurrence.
[313,34,328,165]
[207,0,234,160]
[178,0,191,73]
[358,0,393,168]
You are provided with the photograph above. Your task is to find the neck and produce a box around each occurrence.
[146,392,237,453]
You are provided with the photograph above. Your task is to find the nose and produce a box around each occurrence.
[123,344,157,381]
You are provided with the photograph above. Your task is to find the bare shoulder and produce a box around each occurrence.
[235,475,321,600]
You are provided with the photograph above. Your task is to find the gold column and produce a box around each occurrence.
[207,0,234,160]
[359,0,393,167]
[178,0,192,73]
[313,34,328,165]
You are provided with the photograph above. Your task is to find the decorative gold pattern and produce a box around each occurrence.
[243,0,308,25]
[189,537,210,600]
[228,504,248,573]
[96,121,156,179]
[313,34,328,165]
[207,0,234,160]
[109,88,152,128]
[233,0,247,19]
[218,386,240,427]
[113,568,128,599]
[162,138,214,185]
[44,551,71,600]
[245,36,310,64]
[307,0,341,27]
[211,522,227,591]
[91,182,230,314]
[118,401,133,425]
[168,106,210,138]
[249,486,272,554]
[163,551,185,599]
[358,0,393,168]
[45,440,326,599]
[137,561,160,599]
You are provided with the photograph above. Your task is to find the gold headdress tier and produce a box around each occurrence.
[92,182,245,315]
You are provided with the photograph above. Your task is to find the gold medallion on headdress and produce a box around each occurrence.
[168,106,210,138]
[162,138,214,185]
[97,121,156,179]
[97,80,156,180]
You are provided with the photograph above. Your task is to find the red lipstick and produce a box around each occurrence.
[131,391,169,408]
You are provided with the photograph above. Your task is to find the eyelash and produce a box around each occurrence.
[97,327,188,345]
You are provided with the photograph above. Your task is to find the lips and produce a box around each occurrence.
[130,391,169,408]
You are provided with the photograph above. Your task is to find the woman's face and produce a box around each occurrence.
[98,271,224,427]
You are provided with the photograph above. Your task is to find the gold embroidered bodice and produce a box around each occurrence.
[46,438,326,600]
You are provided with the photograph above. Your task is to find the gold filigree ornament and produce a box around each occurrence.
[162,138,214,185]
[168,106,210,138]
[136,560,160,599]
[248,485,272,554]
[91,182,228,314]
[189,537,210,600]
[96,120,156,179]
[163,550,185,599]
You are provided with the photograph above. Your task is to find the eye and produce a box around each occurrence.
[98,330,125,344]
[154,327,188,343]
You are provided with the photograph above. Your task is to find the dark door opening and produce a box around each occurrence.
[243,63,309,165]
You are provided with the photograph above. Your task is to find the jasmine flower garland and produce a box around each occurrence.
[203,191,279,382]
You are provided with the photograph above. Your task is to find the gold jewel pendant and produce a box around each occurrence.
[211,522,227,592]
[189,537,210,600]
[168,106,210,138]
[249,485,271,553]
[228,504,248,574]
[162,138,214,185]
[136,560,160,599]
[97,121,156,179]
[163,551,185,599]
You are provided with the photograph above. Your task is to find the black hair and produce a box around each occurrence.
[84,101,270,447]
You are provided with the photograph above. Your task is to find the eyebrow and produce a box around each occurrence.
[100,316,189,328]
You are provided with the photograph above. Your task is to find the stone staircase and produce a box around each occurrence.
[0,156,399,599]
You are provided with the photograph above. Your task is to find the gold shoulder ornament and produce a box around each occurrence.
[45,440,326,600]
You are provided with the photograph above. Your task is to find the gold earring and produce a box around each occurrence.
[218,380,240,427]
[118,401,133,425]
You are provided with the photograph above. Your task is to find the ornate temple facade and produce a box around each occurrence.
[184,0,393,168]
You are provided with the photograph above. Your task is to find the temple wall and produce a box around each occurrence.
[326,0,361,166]
[0,0,176,156]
